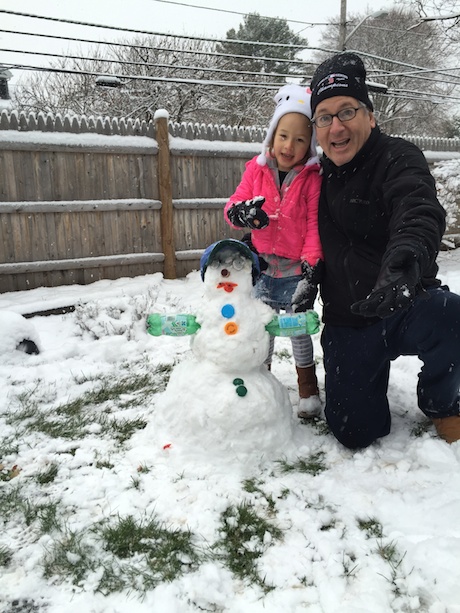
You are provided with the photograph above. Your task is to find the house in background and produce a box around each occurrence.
[0,66,13,110]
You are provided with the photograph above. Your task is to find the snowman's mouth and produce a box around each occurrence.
[217,282,237,293]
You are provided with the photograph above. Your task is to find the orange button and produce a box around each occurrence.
[224,321,238,335]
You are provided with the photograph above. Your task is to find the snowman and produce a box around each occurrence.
[149,239,303,465]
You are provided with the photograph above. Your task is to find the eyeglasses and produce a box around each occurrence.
[312,106,365,129]
[209,251,250,271]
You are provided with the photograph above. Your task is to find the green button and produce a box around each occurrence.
[236,385,247,397]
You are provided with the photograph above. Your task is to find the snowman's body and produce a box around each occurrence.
[153,241,296,463]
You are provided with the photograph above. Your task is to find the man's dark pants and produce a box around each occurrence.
[321,287,460,449]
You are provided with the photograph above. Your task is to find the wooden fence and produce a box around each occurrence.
[1,109,460,293]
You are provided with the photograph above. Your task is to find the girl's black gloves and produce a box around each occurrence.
[227,197,269,230]
[292,260,324,312]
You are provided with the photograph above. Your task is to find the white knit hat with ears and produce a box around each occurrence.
[257,83,318,166]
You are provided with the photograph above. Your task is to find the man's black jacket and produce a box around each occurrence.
[319,126,446,327]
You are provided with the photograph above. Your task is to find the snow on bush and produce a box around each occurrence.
[75,287,159,340]
[432,159,460,230]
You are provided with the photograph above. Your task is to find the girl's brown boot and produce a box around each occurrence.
[296,364,322,419]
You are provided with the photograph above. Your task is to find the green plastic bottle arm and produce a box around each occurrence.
[265,311,320,336]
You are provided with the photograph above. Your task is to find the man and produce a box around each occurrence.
[309,52,460,448]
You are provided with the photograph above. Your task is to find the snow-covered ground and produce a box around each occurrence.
[0,247,460,613]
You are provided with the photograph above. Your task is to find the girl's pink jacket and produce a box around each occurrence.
[224,156,323,266]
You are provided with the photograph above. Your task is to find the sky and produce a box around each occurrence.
[1,229,460,612]
[0,0,382,88]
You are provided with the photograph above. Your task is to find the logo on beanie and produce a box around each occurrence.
[316,72,349,97]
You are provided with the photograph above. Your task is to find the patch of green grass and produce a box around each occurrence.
[0,484,24,519]
[84,374,155,406]
[376,539,399,564]
[0,545,13,567]
[376,540,407,597]
[96,459,115,469]
[0,438,19,458]
[96,514,201,592]
[36,463,59,484]
[242,478,276,513]
[130,476,141,489]
[43,530,97,585]
[0,483,62,535]
[277,452,327,476]
[320,519,337,531]
[43,513,202,595]
[357,517,384,539]
[152,363,173,388]
[273,349,291,361]
[214,502,283,590]
[411,418,433,438]
[106,416,148,444]
[23,499,62,534]
[356,517,407,597]
[6,372,154,442]
[342,551,359,578]
[301,416,331,436]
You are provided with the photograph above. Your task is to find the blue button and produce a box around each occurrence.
[221,304,235,319]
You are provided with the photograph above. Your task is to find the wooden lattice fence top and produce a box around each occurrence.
[1,109,460,151]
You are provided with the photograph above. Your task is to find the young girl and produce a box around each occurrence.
[224,84,323,419]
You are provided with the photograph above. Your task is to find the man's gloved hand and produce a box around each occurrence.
[350,246,427,319]
[227,197,269,230]
[292,260,324,313]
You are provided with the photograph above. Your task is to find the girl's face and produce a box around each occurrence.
[272,112,312,172]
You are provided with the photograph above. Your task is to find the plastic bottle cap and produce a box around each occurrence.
[221,304,235,319]
[224,322,238,335]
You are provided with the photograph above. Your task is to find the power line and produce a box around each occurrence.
[148,0,330,27]
[3,28,459,91]
[2,9,460,100]
[1,63,286,90]
[0,9,309,50]
[2,11,458,88]
[6,63,460,104]
[347,47,460,85]
[0,28,311,68]
[372,65,460,84]
[0,47,303,80]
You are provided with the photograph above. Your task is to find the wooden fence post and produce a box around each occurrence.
[155,111,177,279]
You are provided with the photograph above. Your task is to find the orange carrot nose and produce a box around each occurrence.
[217,282,238,293]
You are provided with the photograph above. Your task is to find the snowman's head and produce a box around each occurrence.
[200,239,260,285]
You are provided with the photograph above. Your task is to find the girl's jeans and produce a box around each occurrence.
[255,273,314,368]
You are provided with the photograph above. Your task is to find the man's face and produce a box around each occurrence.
[314,96,375,166]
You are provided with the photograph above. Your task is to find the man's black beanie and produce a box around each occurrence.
[310,52,373,115]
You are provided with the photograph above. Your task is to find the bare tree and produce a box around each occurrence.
[316,7,457,136]
[12,35,231,123]
[402,0,460,43]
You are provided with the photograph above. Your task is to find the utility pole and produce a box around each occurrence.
[339,0,347,51]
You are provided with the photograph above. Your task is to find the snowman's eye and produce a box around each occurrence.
[231,256,246,271]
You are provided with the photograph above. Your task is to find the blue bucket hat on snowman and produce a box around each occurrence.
[257,83,318,166]
[200,239,260,285]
